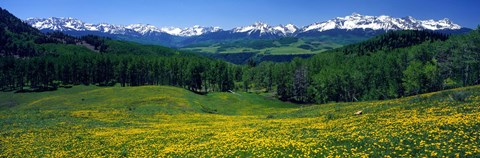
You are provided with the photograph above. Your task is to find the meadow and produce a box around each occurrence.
[180,38,345,55]
[0,85,479,157]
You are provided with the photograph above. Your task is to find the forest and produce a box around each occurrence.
[242,29,480,103]
[1,7,480,104]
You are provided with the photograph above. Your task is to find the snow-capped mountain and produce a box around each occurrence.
[232,22,298,36]
[124,24,222,37]
[25,17,222,37]
[27,17,132,34]
[301,13,462,33]
[159,27,183,36]
[275,24,299,35]
[125,24,162,35]
[232,22,275,36]
[24,13,469,47]
[178,25,222,37]
[26,13,464,38]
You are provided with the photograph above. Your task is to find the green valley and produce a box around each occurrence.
[180,36,353,55]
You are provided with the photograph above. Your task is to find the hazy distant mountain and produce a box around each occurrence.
[25,13,471,47]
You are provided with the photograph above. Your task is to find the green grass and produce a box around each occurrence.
[0,85,298,116]
[1,85,479,157]
[181,38,344,55]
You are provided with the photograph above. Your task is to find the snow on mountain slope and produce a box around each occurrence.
[25,13,464,38]
[301,13,462,33]
[233,22,299,36]
[125,24,161,34]
[274,24,298,36]
[28,17,86,31]
[177,25,223,36]
[25,17,222,37]
[233,22,273,35]
[159,27,183,36]
[420,18,461,30]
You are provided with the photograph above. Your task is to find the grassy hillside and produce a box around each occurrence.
[1,85,479,157]
[180,37,348,55]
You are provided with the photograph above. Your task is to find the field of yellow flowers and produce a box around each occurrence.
[0,85,479,157]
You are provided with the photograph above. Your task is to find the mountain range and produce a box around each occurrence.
[25,13,471,47]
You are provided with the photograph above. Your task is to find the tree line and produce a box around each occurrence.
[0,53,238,93]
[241,29,480,103]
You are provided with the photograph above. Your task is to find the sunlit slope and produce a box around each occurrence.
[0,86,297,116]
[180,38,346,55]
[1,85,479,157]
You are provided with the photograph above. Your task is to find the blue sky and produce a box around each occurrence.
[1,0,479,29]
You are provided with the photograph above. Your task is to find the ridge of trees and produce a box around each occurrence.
[329,30,449,56]
[0,8,40,35]
[0,53,238,93]
[241,28,480,103]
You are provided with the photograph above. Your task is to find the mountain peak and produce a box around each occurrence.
[233,22,274,35]
[176,25,223,37]
[25,14,465,39]
[25,17,221,37]
[403,16,417,21]
[303,13,463,32]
